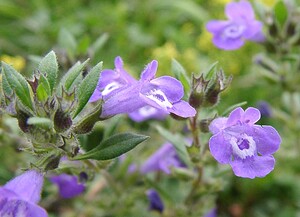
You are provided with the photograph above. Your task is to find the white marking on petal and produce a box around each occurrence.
[102,82,121,96]
[230,134,256,159]
[145,89,172,110]
[138,106,157,117]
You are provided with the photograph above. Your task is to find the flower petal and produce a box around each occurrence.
[230,155,275,179]
[49,174,85,199]
[4,170,44,204]
[206,20,230,34]
[212,34,245,50]
[209,132,232,164]
[243,21,264,41]
[140,143,183,174]
[226,107,244,127]
[149,76,184,102]
[140,60,158,81]
[251,125,281,155]
[209,117,227,134]
[0,197,48,217]
[128,106,168,122]
[101,83,146,117]
[225,1,254,21]
[146,189,164,213]
[89,69,127,102]
[242,107,261,124]
[114,56,136,83]
[168,100,196,118]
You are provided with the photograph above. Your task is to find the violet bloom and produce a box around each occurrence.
[257,101,272,117]
[0,170,48,217]
[128,105,168,122]
[100,59,196,118]
[206,0,264,50]
[140,143,185,174]
[209,107,281,178]
[204,208,217,217]
[89,56,136,102]
[49,174,85,199]
[146,189,164,213]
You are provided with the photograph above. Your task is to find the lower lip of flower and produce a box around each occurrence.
[138,106,158,117]
[145,89,173,110]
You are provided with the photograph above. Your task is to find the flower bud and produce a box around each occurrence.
[54,108,72,133]
[204,70,231,107]
[199,119,211,133]
[188,74,209,109]
[15,102,32,133]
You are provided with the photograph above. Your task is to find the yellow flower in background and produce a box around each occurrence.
[197,28,214,52]
[261,0,276,7]
[214,0,232,4]
[152,42,179,60]
[181,22,195,35]
[0,55,26,71]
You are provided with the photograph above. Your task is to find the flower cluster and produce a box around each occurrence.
[206,0,264,50]
[209,107,281,178]
[90,56,196,121]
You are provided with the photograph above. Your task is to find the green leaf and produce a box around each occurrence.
[63,59,89,92]
[203,61,218,80]
[58,28,77,60]
[36,73,51,102]
[89,33,109,55]
[72,61,102,118]
[27,117,53,128]
[155,125,192,167]
[274,1,288,26]
[1,72,13,96]
[1,62,34,112]
[171,59,190,95]
[74,133,149,160]
[38,50,58,94]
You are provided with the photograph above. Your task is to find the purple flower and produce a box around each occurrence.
[204,208,217,217]
[99,58,196,118]
[256,101,272,117]
[209,107,281,178]
[49,174,85,199]
[206,0,264,50]
[146,189,164,213]
[128,105,168,122]
[140,142,185,174]
[0,170,48,217]
[89,56,136,102]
